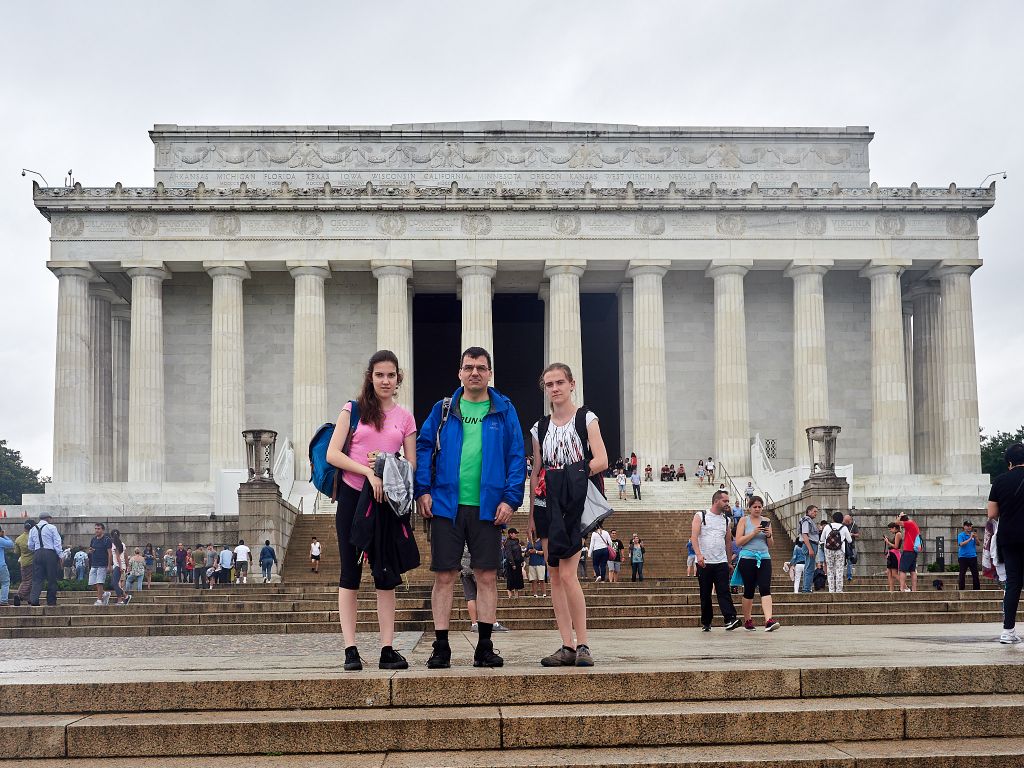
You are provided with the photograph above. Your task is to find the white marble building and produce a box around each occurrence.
[20,122,994,517]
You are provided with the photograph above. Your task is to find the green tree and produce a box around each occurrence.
[0,440,45,505]
[980,426,1024,482]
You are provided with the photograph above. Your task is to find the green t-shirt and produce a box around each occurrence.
[458,398,491,506]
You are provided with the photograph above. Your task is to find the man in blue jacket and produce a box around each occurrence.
[416,346,525,669]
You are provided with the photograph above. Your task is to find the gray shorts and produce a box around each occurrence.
[608,561,621,573]
[430,505,501,572]
[461,573,477,602]
[88,567,107,586]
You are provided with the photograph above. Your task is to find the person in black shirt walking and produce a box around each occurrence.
[989,442,1024,644]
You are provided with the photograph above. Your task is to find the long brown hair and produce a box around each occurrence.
[357,350,403,431]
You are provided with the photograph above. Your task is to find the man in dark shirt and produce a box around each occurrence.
[88,523,113,605]
[989,442,1024,644]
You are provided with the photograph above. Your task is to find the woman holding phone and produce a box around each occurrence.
[733,495,777,631]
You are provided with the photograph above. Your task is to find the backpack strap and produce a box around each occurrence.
[574,406,594,463]
[341,400,359,454]
[429,397,453,486]
[536,415,552,466]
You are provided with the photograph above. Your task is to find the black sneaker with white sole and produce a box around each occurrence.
[725,617,742,631]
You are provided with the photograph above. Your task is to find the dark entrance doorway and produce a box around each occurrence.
[581,293,621,458]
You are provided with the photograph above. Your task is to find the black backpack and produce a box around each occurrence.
[824,524,844,552]
[812,568,827,590]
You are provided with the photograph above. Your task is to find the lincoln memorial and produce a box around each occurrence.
[17,122,995,520]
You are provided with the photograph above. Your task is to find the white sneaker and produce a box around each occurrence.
[494,622,510,632]
[93,600,103,606]
[999,629,1022,644]
[470,622,478,632]
[101,592,111,606]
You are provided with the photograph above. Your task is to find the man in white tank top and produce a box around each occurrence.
[690,489,741,632]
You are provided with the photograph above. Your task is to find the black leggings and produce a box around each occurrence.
[738,557,772,600]
[1003,544,1024,630]
[335,481,394,591]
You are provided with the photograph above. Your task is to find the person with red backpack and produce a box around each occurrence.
[819,512,853,593]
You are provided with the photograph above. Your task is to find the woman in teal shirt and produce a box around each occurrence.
[733,496,778,632]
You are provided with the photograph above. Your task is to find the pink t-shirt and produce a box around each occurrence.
[339,402,417,490]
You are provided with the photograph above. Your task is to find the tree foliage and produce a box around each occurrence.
[981,426,1024,482]
[0,440,45,505]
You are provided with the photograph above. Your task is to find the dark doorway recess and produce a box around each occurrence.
[580,293,621,458]
[412,294,461,425]
[492,293,544,442]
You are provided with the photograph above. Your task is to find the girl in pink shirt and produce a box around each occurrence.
[326,349,417,672]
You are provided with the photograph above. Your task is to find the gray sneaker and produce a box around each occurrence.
[493,622,510,632]
[575,644,594,667]
[540,645,577,667]
[101,592,111,606]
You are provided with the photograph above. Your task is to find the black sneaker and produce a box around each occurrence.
[426,641,451,669]
[379,647,409,670]
[473,640,503,668]
[725,617,742,631]
[343,646,363,672]
[701,625,711,632]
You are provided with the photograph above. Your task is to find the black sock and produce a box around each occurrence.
[478,622,493,642]
[435,629,449,647]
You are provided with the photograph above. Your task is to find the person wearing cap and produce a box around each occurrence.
[27,511,63,606]
[957,520,980,590]
[12,520,34,606]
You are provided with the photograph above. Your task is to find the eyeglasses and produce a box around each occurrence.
[461,365,490,373]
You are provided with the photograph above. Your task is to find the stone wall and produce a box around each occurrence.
[664,271,714,462]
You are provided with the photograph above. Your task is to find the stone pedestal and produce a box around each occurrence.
[125,264,170,484]
[238,481,296,573]
[544,260,586,405]
[206,263,250,480]
[786,263,831,462]
[707,261,752,475]
[288,262,330,481]
[628,261,670,470]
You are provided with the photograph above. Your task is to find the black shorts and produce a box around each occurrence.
[430,505,501,572]
[738,557,772,599]
[336,481,393,591]
[886,552,899,570]
[310,555,321,561]
[534,501,550,539]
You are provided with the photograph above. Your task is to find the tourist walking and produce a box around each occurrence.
[616,470,627,500]
[126,548,146,592]
[629,534,645,581]
[798,505,820,593]
[503,528,525,598]
[416,346,525,669]
[691,490,741,631]
[73,548,88,581]
[218,544,233,585]
[898,513,921,592]
[326,349,418,671]
[192,543,207,589]
[706,457,716,484]
[310,537,321,574]
[589,524,613,582]
[987,443,1024,644]
[526,361,608,667]
[175,543,188,583]
[883,522,903,592]
[526,538,546,597]
[686,539,696,577]
[12,521,34,606]
[88,523,112,606]
[696,459,705,487]
[608,529,624,583]
[143,544,156,588]
[819,513,852,593]
[957,521,980,590]
[734,496,777,631]
[630,467,642,500]
[163,548,175,581]
[843,513,860,581]
[259,540,277,583]
[786,537,807,593]
[109,530,132,605]
[27,512,63,607]
[233,540,251,584]
[0,526,13,606]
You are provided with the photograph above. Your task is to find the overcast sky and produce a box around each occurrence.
[2,0,1021,476]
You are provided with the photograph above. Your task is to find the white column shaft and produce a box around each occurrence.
[903,301,915,471]
[937,266,982,474]
[126,266,169,483]
[910,284,944,473]
[708,264,751,475]
[544,261,586,404]
[862,264,911,475]
[290,264,330,482]
[111,307,130,481]
[89,290,114,482]
[787,265,830,465]
[371,260,414,406]
[207,265,250,479]
[457,261,496,372]
[629,263,670,470]
[51,265,94,483]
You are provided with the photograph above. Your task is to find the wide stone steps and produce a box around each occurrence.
[4,661,1023,763]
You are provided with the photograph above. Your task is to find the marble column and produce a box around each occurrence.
[289,262,330,482]
[538,282,551,411]
[457,260,496,371]
[860,263,912,476]
[707,262,752,475]
[909,283,944,474]
[902,300,915,471]
[627,261,671,471]
[934,262,983,475]
[125,264,170,484]
[88,283,117,483]
[544,260,586,404]
[785,262,831,466]
[111,305,131,482]
[205,262,250,480]
[50,263,95,483]
[371,259,414,404]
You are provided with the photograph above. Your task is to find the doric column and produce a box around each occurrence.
[628,261,671,471]
[909,283,943,473]
[860,262,912,475]
[111,305,131,482]
[205,262,250,480]
[289,262,330,482]
[89,283,117,483]
[50,263,95,483]
[902,299,915,471]
[371,259,414,404]
[707,261,752,475]
[124,264,170,484]
[456,260,496,365]
[538,282,551,411]
[934,261,983,474]
[785,262,831,466]
[544,260,586,404]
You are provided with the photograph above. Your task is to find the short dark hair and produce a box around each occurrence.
[899,514,910,522]
[507,527,518,535]
[461,346,492,369]
[963,520,973,527]
[712,490,729,504]
[94,522,106,530]
[238,539,244,545]
[832,511,844,523]
[747,495,764,508]
[1006,442,1024,466]
[265,539,271,545]
[805,505,818,515]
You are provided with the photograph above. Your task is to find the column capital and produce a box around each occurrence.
[203,261,251,280]
[784,260,833,279]
[537,282,550,302]
[370,259,413,280]
[123,262,170,281]
[706,260,752,280]
[927,259,983,280]
[88,281,121,304]
[287,261,331,280]
[626,260,670,279]
[543,259,586,279]
[905,279,940,301]
[859,261,910,280]
[48,261,95,280]
[902,299,914,317]
[455,260,497,279]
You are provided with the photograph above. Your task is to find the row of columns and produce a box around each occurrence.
[50,256,982,486]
